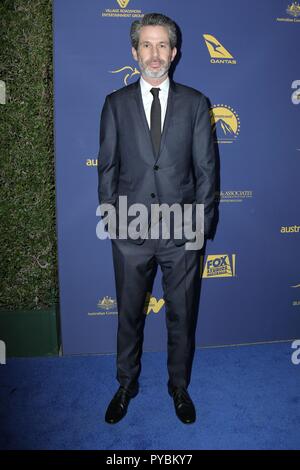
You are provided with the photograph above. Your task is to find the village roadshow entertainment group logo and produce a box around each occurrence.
[101,0,143,18]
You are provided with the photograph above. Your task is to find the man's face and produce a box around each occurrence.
[132,25,177,80]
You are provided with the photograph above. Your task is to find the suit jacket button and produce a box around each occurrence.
[151,193,156,198]
[153,165,159,170]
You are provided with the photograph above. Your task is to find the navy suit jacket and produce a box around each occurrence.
[98,78,216,245]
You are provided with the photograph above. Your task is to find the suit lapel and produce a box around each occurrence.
[133,80,155,159]
[156,79,174,163]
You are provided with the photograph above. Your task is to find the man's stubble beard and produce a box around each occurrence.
[138,58,171,79]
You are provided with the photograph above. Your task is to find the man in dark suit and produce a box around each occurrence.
[98,13,216,424]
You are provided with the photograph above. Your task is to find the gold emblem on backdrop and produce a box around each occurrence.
[276,1,300,21]
[144,293,165,315]
[110,65,140,86]
[97,296,117,311]
[87,296,118,316]
[201,254,236,279]
[203,34,232,58]
[117,0,130,8]
[203,34,236,64]
[287,2,300,17]
[210,105,240,144]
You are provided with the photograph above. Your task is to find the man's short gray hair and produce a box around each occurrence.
[130,13,177,50]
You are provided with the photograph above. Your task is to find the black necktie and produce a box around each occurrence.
[150,88,161,155]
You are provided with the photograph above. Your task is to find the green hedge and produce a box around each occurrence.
[0,0,58,310]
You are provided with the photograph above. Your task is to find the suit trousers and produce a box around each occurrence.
[110,219,202,396]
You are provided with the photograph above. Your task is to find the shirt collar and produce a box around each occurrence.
[140,75,170,97]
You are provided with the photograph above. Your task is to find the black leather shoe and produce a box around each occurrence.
[105,387,137,424]
[169,388,196,424]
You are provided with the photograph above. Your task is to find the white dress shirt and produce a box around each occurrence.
[139,76,170,132]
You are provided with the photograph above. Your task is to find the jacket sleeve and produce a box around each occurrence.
[97,95,119,207]
[192,94,216,237]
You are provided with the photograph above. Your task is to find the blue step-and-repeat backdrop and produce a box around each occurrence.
[53,0,300,355]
